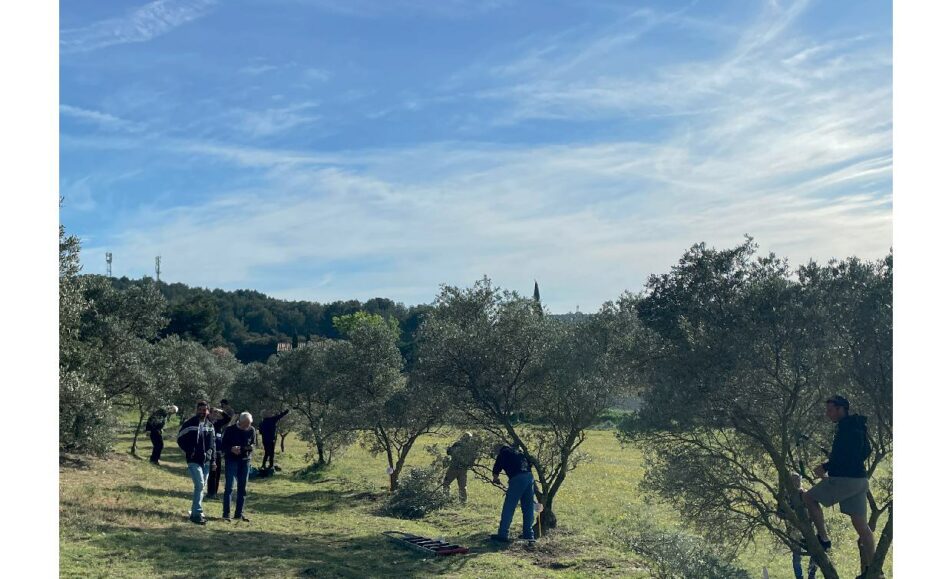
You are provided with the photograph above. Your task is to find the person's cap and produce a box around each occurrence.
[825,395,850,410]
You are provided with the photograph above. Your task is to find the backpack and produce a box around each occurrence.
[146,411,165,432]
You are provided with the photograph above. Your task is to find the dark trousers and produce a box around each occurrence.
[148,430,164,463]
[261,438,277,469]
[207,451,222,496]
[223,459,250,517]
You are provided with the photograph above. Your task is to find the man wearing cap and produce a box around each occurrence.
[443,432,478,503]
[803,395,876,578]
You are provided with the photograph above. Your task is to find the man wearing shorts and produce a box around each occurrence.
[804,395,876,578]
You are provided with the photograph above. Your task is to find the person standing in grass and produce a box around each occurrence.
[443,432,477,503]
[258,409,290,471]
[206,403,234,500]
[177,400,216,525]
[803,395,878,579]
[222,412,257,522]
[489,443,536,544]
[145,405,177,465]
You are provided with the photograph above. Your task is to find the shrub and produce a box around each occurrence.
[382,466,452,519]
[614,520,751,579]
[59,369,115,455]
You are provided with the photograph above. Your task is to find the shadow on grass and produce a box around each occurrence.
[84,522,474,578]
[116,482,385,520]
[61,499,179,521]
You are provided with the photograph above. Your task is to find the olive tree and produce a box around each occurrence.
[59,226,114,454]
[335,312,446,491]
[265,342,356,466]
[798,253,893,576]
[416,278,642,529]
[618,239,892,579]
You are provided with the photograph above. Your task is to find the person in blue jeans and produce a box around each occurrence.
[177,401,216,525]
[489,444,536,544]
[222,412,257,522]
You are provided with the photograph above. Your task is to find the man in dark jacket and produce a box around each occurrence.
[206,404,234,500]
[177,400,216,524]
[222,412,257,522]
[258,409,289,470]
[145,405,177,464]
[804,396,876,577]
[489,443,536,544]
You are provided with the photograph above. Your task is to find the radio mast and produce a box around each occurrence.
[105,252,112,277]
[155,256,161,282]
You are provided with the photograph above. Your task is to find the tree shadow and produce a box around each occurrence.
[117,483,193,501]
[84,521,474,578]
[61,499,178,521]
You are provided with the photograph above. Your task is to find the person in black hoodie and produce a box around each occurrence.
[205,403,234,500]
[222,412,257,522]
[145,405,178,464]
[803,396,876,578]
[258,409,289,471]
[488,443,536,544]
[177,401,216,524]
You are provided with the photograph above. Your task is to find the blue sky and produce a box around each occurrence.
[60,0,892,312]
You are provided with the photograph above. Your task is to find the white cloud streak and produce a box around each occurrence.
[60,104,141,132]
[61,0,218,54]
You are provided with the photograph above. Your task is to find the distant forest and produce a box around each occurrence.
[107,277,587,365]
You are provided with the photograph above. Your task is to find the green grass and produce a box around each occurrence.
[60,428,890,578]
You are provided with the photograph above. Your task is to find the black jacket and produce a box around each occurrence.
[145,408,171,433]
[177,415,216,464]
[212,412,232,452]
[259,410,290,443]
[823,414,870,478]
[222,424,257,462]
[492,446,532,480]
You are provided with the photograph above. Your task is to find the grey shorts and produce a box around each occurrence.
[806,476,869,518]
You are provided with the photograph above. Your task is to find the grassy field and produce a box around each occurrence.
[60,426,890,578]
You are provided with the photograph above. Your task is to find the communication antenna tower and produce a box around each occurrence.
[155,256,162,282]
[105,252,113,277]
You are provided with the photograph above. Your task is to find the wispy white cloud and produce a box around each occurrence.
[61,0,218,54]
[302,68,332,82]
[80,134,891,311]
[292,0,510,19]
[239,63,280,76]
[60,170,144,213]
[230,101,323,137]
[60,104,141,132]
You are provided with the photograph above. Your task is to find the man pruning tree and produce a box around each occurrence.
[259,409,290,471]
[803,395,878,579]
[443,432,478,503]
[489,443,536,545]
